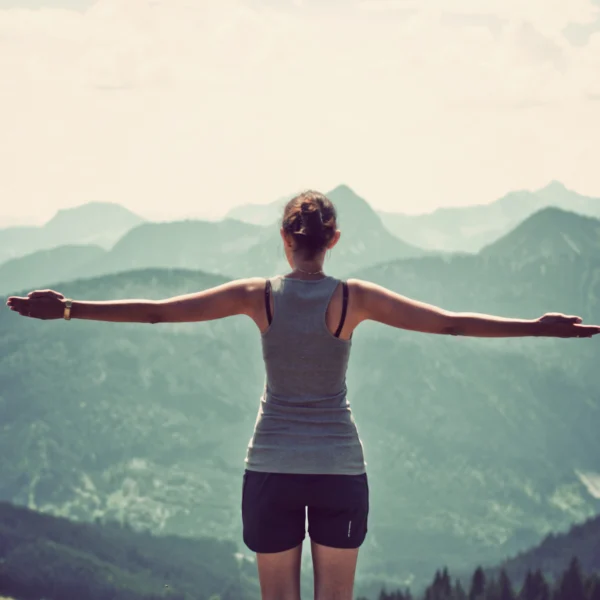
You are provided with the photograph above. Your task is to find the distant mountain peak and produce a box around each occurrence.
[326,184,371,207]
[325,185,385,228]
[38,202,145,251]
[46,201,143,224]
[328,183,357,196]
[539,180,568,193]
[526,205,597,224]
[481,206,600,263]
[532,205,572,217]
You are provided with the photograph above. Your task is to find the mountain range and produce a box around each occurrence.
[0,202,143,264]
[480,207,600,265]
[4,181,600,295]
[379,181,600,252]
[0,244,105,293]
[80,218,266,280]
[6,190,591,296]
[3,180,599,273]
[226,180,600,253]
[1,185,428,294]
[231,185,428,277]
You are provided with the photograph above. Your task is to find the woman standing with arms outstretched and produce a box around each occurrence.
[7,191,600,600]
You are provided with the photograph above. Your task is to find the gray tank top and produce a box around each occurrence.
[244,275,366,475]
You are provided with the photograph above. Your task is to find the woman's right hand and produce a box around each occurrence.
[537,313,600,338]
[6,289,66,320]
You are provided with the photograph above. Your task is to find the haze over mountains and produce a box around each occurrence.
[0,245,105,294]
[225,180,600,253]
[232,185,428,278]
[379,181,600,252]
[0,202,143,264]
[2,181,599,277]
[3,180,600,592]
[480,207,600,265]
[0,185,428,293]
[3,181,600,295]
[225,194,291,226]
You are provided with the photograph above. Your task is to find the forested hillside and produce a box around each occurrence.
[0,501,259,600]
[362,512,600,600]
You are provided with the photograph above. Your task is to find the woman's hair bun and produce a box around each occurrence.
[281,191,337,259]
[299,201,323,236]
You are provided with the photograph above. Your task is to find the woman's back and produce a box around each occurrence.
[245,274,366,475]
[262,275,350,399]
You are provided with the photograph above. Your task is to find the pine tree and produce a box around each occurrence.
[498,570,516,600]
[554,557,586,600]
[531,569,550,600]
[520,570,534,600]
[425,569,448,600]
[469,567,486,600]
[441,568,452,598]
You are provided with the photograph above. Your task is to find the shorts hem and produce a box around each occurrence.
[308,533,367,550]
[243,535,306,554]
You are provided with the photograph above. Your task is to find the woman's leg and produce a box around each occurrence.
[243,472,307,599]
[307,473,369,600]
[311,541,359,600]
[256,543,304,600]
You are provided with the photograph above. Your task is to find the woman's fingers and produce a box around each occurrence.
[571,325,600,337]
[6,297,23,308]
[5,297,30,316]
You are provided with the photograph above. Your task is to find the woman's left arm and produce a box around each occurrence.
[6,279,260,324]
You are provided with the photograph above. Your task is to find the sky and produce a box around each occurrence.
[1,0,600,224]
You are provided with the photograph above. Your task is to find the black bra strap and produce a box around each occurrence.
[334,281,349,338]
[264,279,272,325]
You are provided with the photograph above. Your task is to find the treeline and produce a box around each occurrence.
[368,558,600,600]
[0,502,259,600]
[498,515,600,583]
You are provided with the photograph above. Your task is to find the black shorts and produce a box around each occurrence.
[241,470,369,554]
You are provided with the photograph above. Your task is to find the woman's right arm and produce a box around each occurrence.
[351,279,600,339]
[6,279,263,324]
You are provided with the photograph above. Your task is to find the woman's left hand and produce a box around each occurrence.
[6,289,66,320]
[538,312,600,338]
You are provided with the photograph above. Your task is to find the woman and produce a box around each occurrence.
[6,191,600,600]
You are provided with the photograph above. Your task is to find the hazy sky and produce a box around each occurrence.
[1,0,600,224]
